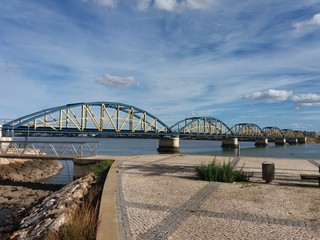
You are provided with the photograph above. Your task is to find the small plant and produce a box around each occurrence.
[90,160,113,176]
[48,190,100,240]
[195,158,252,183]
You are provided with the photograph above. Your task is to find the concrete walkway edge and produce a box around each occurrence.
[97,160,120,240]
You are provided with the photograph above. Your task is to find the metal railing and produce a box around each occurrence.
[0,140,100,159]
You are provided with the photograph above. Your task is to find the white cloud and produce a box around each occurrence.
[96,74,138,88]
[246,90,320,107]
[139,0,213,11]
[291,93,320,107]
[184,0,213,9]
[137,0,152,11]
[293,12,320,33]
[245,89,293,103]
[155,0,176,11]
[290,123,312,130]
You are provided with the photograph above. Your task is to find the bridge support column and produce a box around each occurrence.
[221,138,238,148]
[275,138,286,146]
[0,137,12,150]
[255,138,268,147]
[287,138,298,145]
[298,137,307,144]
[158,136,180,153]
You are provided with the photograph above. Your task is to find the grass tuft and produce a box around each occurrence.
[195,158,252,183]
[90,160,113,176]
[48,190,100,240]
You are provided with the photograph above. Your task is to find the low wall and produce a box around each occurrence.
[97,160,120,240]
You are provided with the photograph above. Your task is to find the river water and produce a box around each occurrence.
[14,136,320,158]
[96,137,320,159]
[12,136,320,184]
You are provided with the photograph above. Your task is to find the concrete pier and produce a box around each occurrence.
[0,136,12,150]
[158,136,180,153]
[73,159,101,180]
[255,138,268,147]
[275,138,286,146]
[221,138,239,148]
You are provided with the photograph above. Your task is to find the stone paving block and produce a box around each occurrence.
[298,220,306,227]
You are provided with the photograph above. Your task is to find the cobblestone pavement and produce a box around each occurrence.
[116,155,320,240]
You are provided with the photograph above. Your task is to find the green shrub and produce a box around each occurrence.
[90,160,113,176]
[195,158,252,183]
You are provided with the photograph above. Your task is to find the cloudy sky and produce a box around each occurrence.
[1,0,320,131]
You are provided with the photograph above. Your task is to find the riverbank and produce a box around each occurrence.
[0,158,63,236]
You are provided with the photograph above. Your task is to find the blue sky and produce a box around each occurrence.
[1,0,320,131]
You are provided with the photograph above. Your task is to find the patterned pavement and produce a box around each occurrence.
[115,155,320,240]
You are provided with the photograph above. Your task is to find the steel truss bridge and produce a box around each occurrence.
[1,101,305,140]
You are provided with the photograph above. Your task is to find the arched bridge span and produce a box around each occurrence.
[231,123,264,137]
[262,127,283,138]
[281,129,305,139]
[262,127,303,138]
[2,102,173,136]
[170,117,233,137]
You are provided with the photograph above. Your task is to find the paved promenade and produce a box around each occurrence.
[100,154,320,240]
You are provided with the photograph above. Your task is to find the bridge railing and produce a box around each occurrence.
[0,140,100,159]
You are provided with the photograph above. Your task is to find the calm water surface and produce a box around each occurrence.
[12,136,320,185]
[16,136,320,159]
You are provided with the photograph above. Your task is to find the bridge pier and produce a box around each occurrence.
[255,138,268,147]
[158,136,180,153]
[0,137,12,150]
[275,138,286,146]
[73,159,101,180]
[221,138,239,148]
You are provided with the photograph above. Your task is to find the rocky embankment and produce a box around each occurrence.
[0,159,63,209]
[0,159,63,182]
[0,159,63,238]
[0,159,63,218]
[0,158,103,240]
[10,174,97,239]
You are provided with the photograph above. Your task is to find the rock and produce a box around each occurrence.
[10,174,97,239]
[0,159,63,182]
